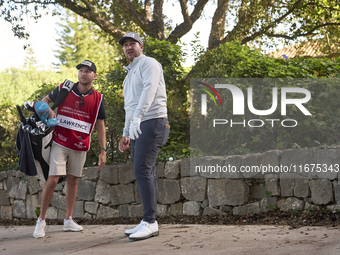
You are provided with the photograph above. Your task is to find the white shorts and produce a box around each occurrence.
[49,142,87,177]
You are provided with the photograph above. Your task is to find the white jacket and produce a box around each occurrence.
[123,54,168,137]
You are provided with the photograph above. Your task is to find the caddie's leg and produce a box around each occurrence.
[63,174,83,232]
[65,174,78,219]
[39,175,60,220]
[62,150,85,232]
[40,142,67,221]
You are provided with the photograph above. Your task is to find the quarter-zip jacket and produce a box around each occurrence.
[123,54,168,137]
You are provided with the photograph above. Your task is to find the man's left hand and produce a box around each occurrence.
[97,151,106,171]
[129,117,142,139]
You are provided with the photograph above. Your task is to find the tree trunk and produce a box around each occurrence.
[208,0,230,50]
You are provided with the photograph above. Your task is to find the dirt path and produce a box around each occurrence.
[1,224,339,255]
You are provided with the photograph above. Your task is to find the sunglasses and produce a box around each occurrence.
[80,94,84,107]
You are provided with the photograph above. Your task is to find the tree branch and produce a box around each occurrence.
[80,0,92,10]
[12,0,54,3]
[152,0,164,39]
[219,0,248,44]
[167,0,209,44]
[179,0,191,25]
[145,0,151,21]
[230,0,304,45]
[208,0,230,49]
[262,22,340,40]
[56,0,125,42]
[116,0,150,28]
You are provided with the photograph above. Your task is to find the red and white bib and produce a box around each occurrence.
[53,84,102,151]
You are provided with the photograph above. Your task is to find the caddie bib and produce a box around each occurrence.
[53,83,102,151]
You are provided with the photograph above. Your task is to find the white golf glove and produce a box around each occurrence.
[129,117,142,140]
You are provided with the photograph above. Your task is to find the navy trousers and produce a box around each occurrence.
[130,118,170,223]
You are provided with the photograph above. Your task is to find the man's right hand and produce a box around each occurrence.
[119,137,130,152]
[42,96,56,118]
[48,108,56,119]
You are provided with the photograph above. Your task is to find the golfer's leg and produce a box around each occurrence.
[133,119,164,223]
[151,164,157,216]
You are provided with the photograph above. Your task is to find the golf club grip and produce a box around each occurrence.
[16,105,27,125]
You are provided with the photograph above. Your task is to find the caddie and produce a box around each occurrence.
[33,60,107,238]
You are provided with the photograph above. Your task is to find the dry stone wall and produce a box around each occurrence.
[1,146,340,220]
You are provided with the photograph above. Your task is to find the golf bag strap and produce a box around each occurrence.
[42,127,54,149]
[51,79,76,110]
[16,105,27,125]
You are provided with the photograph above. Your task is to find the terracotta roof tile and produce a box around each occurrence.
[268,40,339,59]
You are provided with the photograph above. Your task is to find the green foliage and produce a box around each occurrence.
[192,41,340,79]
[321,207,330,212]
[24,47,38,68]
[307,206,315,212]
[0,66,78,105]
[85,38,190,165]
[0,66,77,170]
[35,206,40,218]
[55,11,118,73]
[292,208,303,213]
[2,39,340,170]
[188,32,206,64]
[265,190,272,197]
[267,205,276,211]
[28,83,59,102]
[0,103,19,170]
[2,0,340,58]
[143,38,190,161]
[87,65,129,165]
[190,41,340,156]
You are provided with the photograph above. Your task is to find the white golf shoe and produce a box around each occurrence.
[33,218,46,238]
[63,217,83,232]
[128,221,159,241]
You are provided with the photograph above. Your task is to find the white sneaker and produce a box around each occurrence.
[124,220,145,236]
[129,221,159,241]
[33,218,46,238]
[63,217,83,232]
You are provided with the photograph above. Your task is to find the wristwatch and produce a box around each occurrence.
[101,147,107,151]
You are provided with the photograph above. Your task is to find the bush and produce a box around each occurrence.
[2,41,340,169]
[143,38,190,161]
[86,38,190,165]
[190,41,340,156]
[0,103,19,170]
[192,41,340,79]
[0,66,78,105]
[0,66,77,170]
[87,66,128,165]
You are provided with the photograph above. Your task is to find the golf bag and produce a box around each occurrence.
[15,109,54,180]
[15,80,75,181]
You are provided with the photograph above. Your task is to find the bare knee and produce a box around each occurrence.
[66,175,78,186]
[45,176,60,190]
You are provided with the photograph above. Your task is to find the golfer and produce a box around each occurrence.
[118,32,170,241]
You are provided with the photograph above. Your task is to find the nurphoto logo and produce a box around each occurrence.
[197,80,312,128]
[190,78,340,178]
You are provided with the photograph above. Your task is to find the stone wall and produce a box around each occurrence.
[1,146,340,220]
